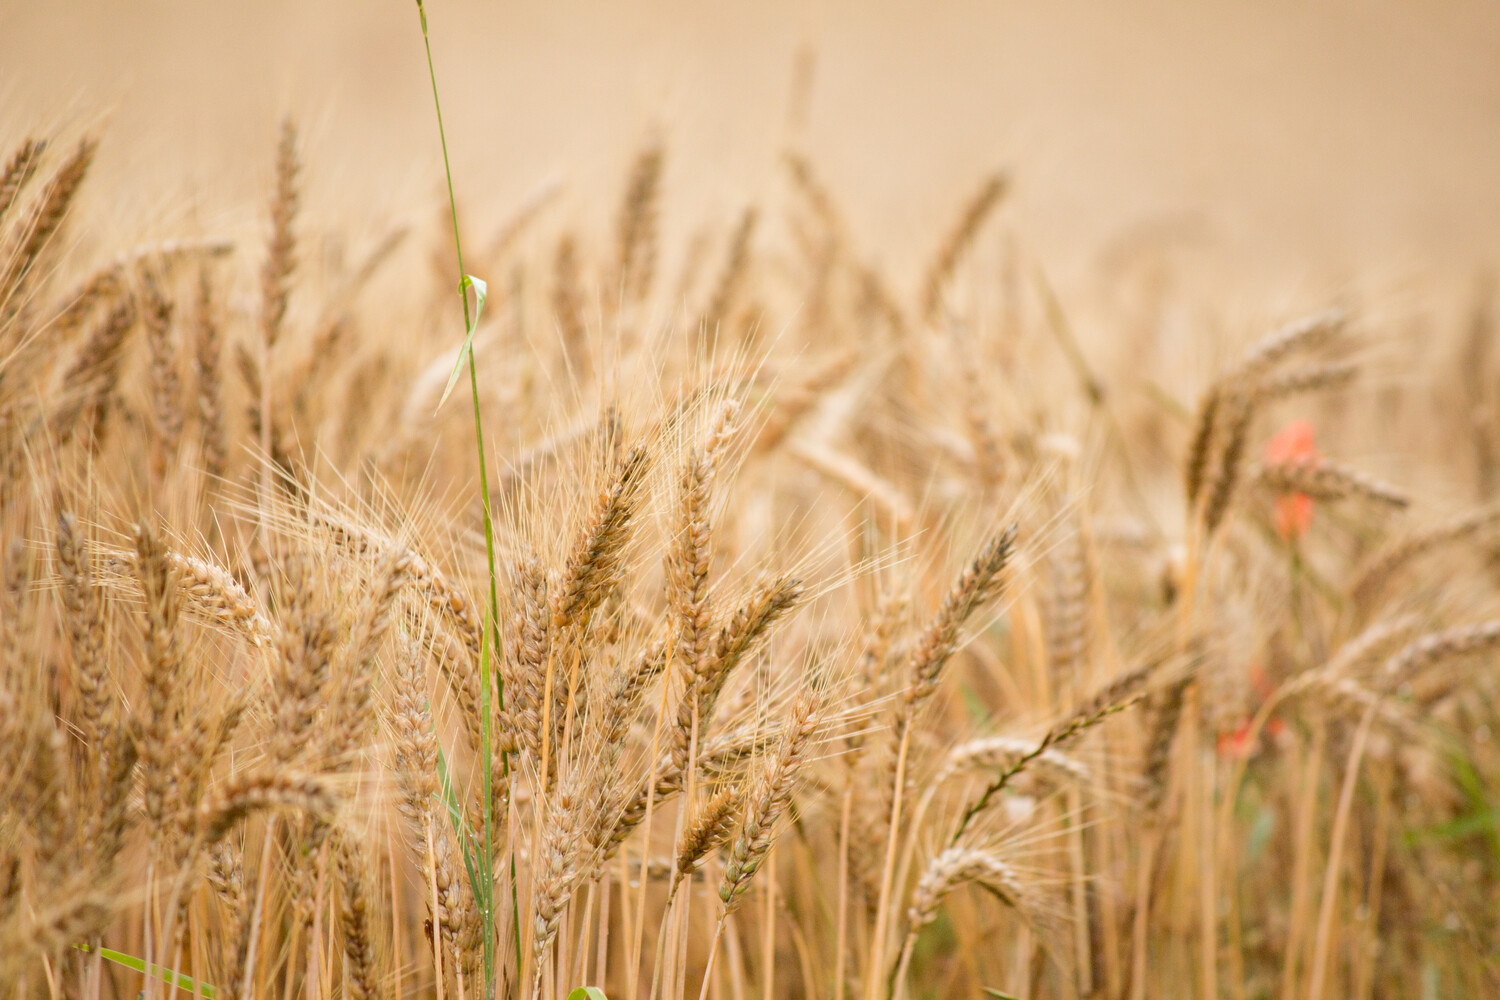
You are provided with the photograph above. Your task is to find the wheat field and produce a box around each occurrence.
[2,3,1500,999]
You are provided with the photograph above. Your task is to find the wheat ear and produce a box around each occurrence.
[892,846,1039,999]
[140,268,184,485]
[106,546,276,647]
[1253,361,1358,402]
[1380,622,1500,690]
[553,234,590,380]
[1200,390,1254,537]
[667,400,740,766]
[0,138,45,224]
[616,139,664,306]
[198,772,336,845]
[261,119,299,352]
[674,786,742,889]
[700,207,758,342]
[1349,505,1500,608]
[1183,384,1222,507]
[552,444,650,630]
[921,171,1009,322]
[903,524,1018,715]
[718,685,823,914]
[268,565,337,766]
[56,512,112,742]
[134,521,185,834]
[193,265,228,484]
[950,660,1155,844]
[1254,459,1409,509]
[326,547,416,760]
[1,137,95,300]
[586,641,669,859]
[54,297,137,445]
[938,735,1091,787]
[335,835,382,1000]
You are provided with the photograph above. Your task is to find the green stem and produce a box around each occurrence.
[415,1,519,991]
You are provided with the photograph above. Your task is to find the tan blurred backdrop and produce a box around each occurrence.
[3,0,1498,303]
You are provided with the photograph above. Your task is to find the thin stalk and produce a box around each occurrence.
[243,827,277,1000]
[570,880,595,987]
[833,787,852,1000]
[760,849,777,1000]
[428,822,446,1000]
[865,727,912,1000]
[1279,723,1326,1000]
[1128,831,1156,1000]
[414,2,517,991]
[697,921,727,1000]
[596,876,612,987]
[1307,702,1380,1000]
[1198,746,1217,1000]
[630,674,678,997]
[1353,761,1393,1000]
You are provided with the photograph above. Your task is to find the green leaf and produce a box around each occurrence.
[982,989,1021,1000]
[433,722,485,913]
[567,989,609,1000]
[436,274,488,412]
[74,943,216,997]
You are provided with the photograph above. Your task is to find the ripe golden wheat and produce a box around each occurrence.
[0,115,1498,1000]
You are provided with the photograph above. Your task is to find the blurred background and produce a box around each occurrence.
[3,0,1498,311]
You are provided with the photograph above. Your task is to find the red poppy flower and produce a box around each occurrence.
[1264,419,1319,540]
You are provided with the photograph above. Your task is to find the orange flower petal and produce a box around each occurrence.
[1264,418,1319,466]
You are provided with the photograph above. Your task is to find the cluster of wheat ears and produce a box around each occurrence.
[3,17,1500,1000]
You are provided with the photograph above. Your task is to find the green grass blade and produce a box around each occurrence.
[74,943,216,998]
[415,1,513,990]
[433,730,484,906]
[436,274,487,412]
